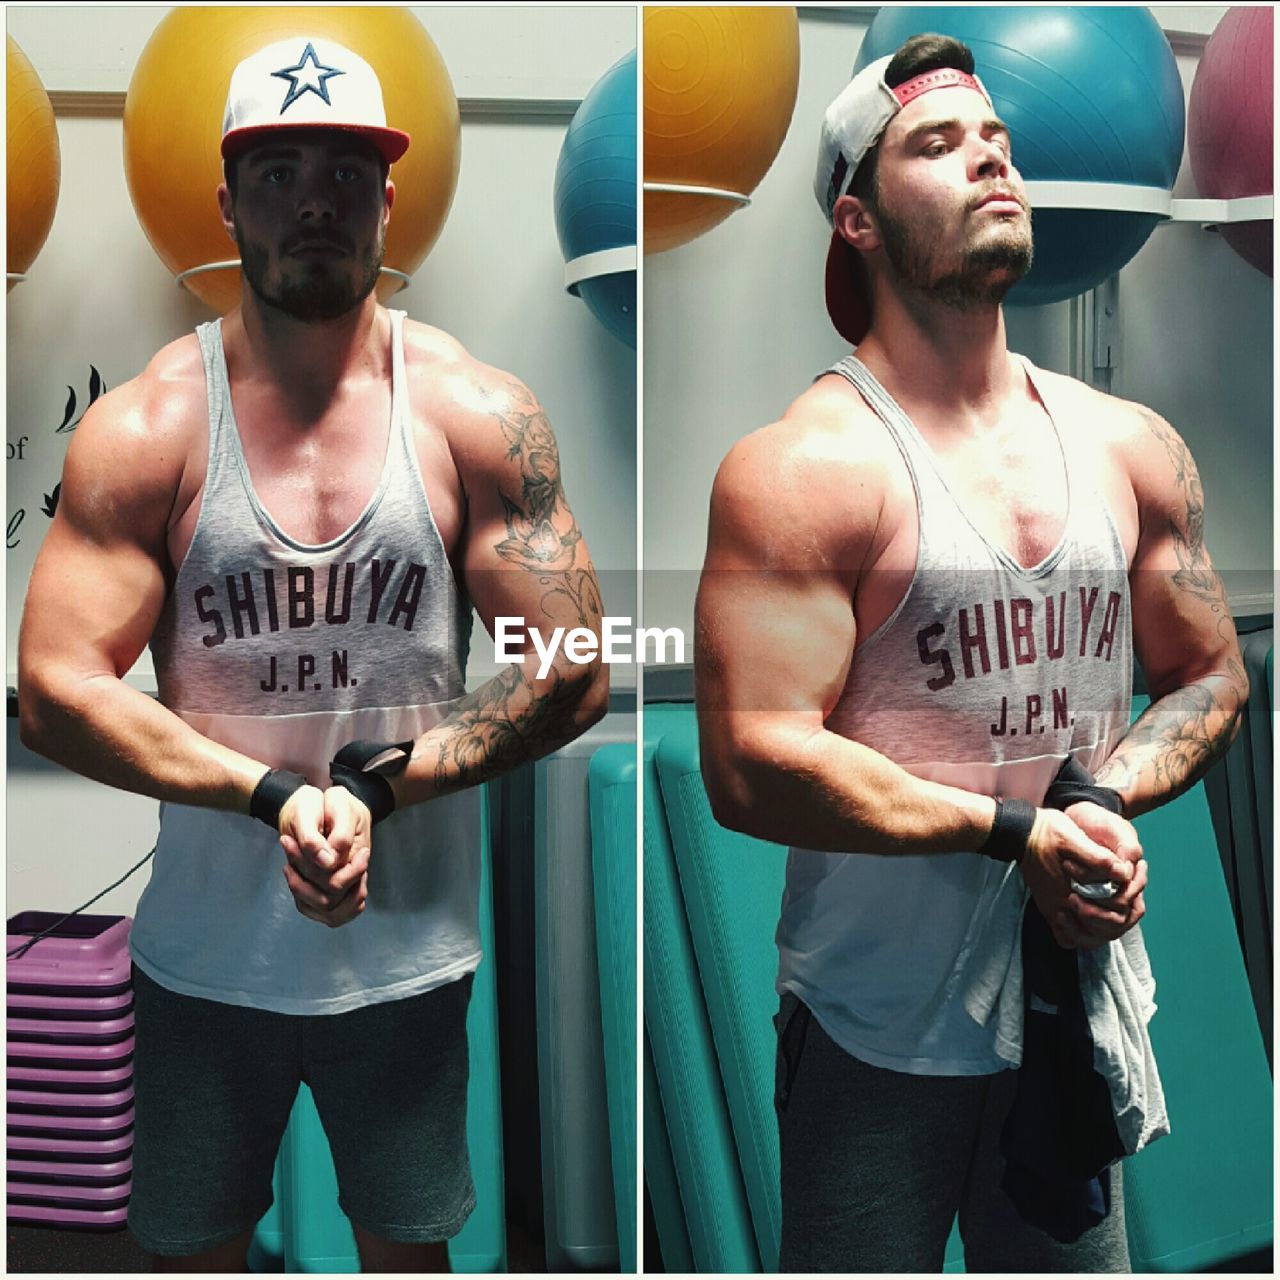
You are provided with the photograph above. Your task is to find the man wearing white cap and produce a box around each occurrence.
[695,33,1245,1272]
[19,35,607,1272]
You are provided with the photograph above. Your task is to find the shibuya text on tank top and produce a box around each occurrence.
[775,354,1133,1075]
[133,310,480,1014]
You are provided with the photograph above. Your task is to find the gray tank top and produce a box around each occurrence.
[132,310,483,1013]
[775,353,1133,1074]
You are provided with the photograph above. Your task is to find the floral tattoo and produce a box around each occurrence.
[428,381,603,791]
[1093,410,1246,809]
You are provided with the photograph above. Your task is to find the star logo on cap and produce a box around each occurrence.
[271,42,345,115]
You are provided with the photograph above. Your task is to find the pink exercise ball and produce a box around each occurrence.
[1188,6,1273,276]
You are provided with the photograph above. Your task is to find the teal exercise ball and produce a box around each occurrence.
[554,49,636,348]
[855,6,1185,304]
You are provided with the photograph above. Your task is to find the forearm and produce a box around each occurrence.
[1093,668,1247,818]
[393,658,608,806]
[19,671,269,813]
[708,723,998,854]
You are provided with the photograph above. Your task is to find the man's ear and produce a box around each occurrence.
[834,193,881,254]
[216,184,236,246]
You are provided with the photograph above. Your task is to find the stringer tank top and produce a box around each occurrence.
[132,310,482,1014]
[775,353,1133,1074]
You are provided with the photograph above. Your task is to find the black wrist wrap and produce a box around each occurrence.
[1042,755,1124,815]
[979,797,1037,863]
[329,740,414,825]
[250,768,307,830]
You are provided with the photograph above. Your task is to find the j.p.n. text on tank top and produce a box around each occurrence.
[775,354,1133,1075]
[134,310,481,1014]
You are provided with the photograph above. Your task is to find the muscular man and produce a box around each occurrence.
[695,35,1246,1273]
[18,37,607,1273]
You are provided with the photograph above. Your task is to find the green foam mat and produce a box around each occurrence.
[1123,697,1273,1272]
[588,742,638,1273]
[533,715,634,1270]
[643,703,760,1272]
[644,1028,694,1272]
[654,711,786,1270]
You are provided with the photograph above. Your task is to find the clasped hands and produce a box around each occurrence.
[275,784,374,929]
[1020,802,1147,951]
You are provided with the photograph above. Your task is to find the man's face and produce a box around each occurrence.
[221,133,392,322]
[870,85,1032,310]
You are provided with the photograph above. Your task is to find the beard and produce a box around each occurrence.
[234,219,385,322]
[877,194,1033,311]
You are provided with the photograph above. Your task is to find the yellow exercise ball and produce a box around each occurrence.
[644,7,799,254]
[123,6,460,315]
[8,36,62,290]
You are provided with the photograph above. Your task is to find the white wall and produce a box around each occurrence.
[643,5,1272,647]
[7,5,637,918]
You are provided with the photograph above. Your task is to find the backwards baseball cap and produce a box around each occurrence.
[815,52,992,346]
[221,37,410,165]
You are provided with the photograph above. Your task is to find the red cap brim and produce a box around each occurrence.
[824,230,871,348]
[221,122,410,165]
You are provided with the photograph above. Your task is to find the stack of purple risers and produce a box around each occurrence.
[7,913,134,1231]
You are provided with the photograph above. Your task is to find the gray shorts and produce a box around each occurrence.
[775,993,1131,1273]
[127,966,476,1257]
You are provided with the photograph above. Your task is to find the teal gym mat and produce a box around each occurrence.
[252,786,505,1273]
[644,1029,694,1272]
[588,742,639,1274]
[247,1167,285,1272]
[1123,698,1273,1273]
[534,715,634,1271]
[654,712,787,1270]
[643,703,761,1272]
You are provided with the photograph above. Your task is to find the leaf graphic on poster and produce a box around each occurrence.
[56,386,77,433]
[54,367,108,434]
[41,484,61,518]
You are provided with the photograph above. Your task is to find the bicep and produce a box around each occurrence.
[457,386,599,643]
[694,446,861,772]
[695,561,856,739]
[1127,413,1240,696]
[19,414,172,687]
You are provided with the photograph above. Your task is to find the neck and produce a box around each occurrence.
[225,287,387,399]
[854,282,1016,414]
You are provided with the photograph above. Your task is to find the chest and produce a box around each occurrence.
[167,387,465,566]
[927,422,1069,569]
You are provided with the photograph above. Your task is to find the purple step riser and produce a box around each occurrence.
[8,1015,134,1041]
[8,1090,135,1119]
[7,993,134,1017]
[9,1156,133,1183]
[8,1064,134,1092]
[7,979,133,999]
[8,1043,134,1069]
[8,1137,133,1163]
[8,1108,134,1137]
[9,1179,131,1203]
[6,1203,130,1228]
[7,911,131,953]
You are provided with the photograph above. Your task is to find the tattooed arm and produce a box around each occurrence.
[1093,406,1248,817]
[392,365,608,806]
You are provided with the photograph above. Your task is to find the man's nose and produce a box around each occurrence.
[972,137,1010,181]
[295,174,338,220]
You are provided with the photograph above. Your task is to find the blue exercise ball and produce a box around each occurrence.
[554,49,637,348]
[855,6,1185,305]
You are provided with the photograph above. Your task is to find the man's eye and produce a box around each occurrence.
[263,167,289,183]
[336,166,362,182]
[923,141,948,157]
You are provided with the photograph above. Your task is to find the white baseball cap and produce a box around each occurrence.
[221,37,410,165]
[815,54,992,345]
